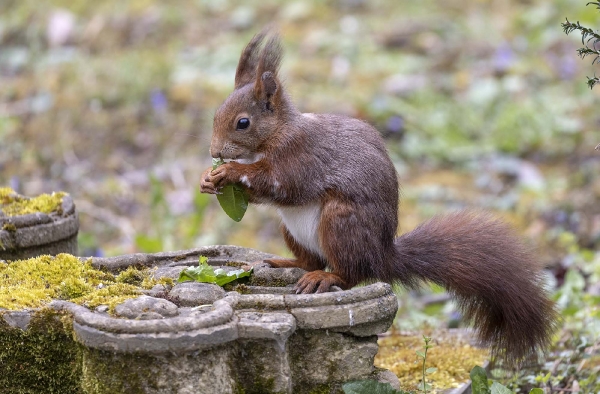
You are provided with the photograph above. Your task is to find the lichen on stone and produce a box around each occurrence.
[0,186,66,216]
[0,253,168,313]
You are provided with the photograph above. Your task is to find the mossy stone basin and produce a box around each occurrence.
[1,245,399,394]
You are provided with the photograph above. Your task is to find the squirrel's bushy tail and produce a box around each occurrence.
[391,211,557,364]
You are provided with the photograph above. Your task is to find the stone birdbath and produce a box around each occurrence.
[1,245,400,394]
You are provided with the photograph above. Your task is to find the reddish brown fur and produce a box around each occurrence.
[200,28,558,365]
[270,227,327,271]
[393,211,557,363]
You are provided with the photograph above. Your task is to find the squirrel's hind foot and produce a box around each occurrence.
[295,271,347,294]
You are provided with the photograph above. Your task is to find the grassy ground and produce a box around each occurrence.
[1,0,599,391]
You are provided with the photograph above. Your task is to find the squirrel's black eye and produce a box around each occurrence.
[236,118,250,130]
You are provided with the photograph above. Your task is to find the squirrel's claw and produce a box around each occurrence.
[200,166,222,194]
[200,185,222,195]
[294,271,345,294]
[207,164,233,189]
[200,164,234,193]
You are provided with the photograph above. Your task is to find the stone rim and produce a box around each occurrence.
[4,246,399,356]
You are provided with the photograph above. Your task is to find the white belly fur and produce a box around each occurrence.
[277,203,324,258]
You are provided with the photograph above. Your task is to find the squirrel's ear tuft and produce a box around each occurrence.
[257,71,278,110]
[256,34,282,78]
[254,35,282,109]
[234,28,269,89]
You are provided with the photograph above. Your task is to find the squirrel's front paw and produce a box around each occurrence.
[200,167,220,194]
[207,163,238,189]
[200,164,233,193]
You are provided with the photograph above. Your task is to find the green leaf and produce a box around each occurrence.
[415,351,426,358]
[417,381,432,391]
[539,372,551,384]
[177,256,215,283]
[528,389,544,394]
[212,158,225,170]
[342,379,411,394]
[217,184,249,222]
[490,381,512,394]
[470,366,490,394]
[425,367,437,374]
[177,256,252,286]
[213,267,252,286]
[212,158,249,222]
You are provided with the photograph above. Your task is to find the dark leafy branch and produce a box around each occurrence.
[562,19,600,46]
[562,3,600,88]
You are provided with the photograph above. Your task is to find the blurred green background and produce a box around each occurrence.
[1,0,598,262]
[1,0,599,389]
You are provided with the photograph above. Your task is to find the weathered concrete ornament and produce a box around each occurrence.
[1,246,400,394]
[0,190,78,260]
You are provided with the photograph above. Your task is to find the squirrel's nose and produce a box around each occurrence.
[209,146,221,159]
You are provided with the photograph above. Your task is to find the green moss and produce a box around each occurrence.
[2,223,17,232]
[71,283,143,313]
[375,332,489,392]
[248,376,276,394]
[225,261,246,268]
[0,308,83,393]
[156,276,174,288]
[57,277,94,299]
[235,340,281,394]
[0,186,16,201]
[233,283,251,294]
[0,254,95,309]
[116,266,150,286]
[113,265,173,290]
[81,346,234,393]
[0,187,66,217]
[249,277,289,287]
[308,384,336,394]
[0,254,168,313]
[0,256,189,392]
[80,349,157,393]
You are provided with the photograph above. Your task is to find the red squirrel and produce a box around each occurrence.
[200,28,557,363]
